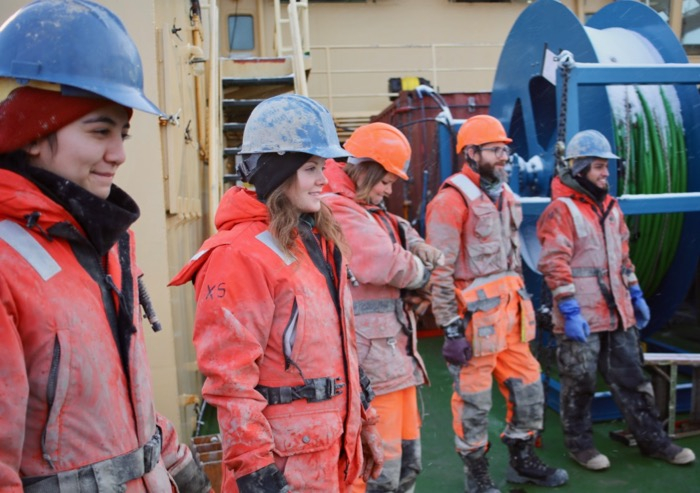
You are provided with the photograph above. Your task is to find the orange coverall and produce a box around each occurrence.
[536,175,670,456]
[170,186,366,493]
[323,160,428,492]
[0,168,201,492]
[426,165,542,454]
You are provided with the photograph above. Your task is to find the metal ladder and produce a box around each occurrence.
[208,0,311,234]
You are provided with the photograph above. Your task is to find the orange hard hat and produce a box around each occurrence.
[344,122,410,180]
[455,114,512,153]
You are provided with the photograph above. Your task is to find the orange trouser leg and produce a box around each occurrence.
[352,386,421,493]
[452,305,544,453]
[451,350,497,453]
[493,318,544,439]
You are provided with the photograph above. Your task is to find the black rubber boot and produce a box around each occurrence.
[503,436,568,487]
[459,449,500,493]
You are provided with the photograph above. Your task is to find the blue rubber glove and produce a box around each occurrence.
[629,284,651,329]
[441,318,472,366]
[557,298,590,342]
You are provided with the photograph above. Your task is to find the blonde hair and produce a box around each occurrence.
[267,178,349,259]
[344,160,387,204]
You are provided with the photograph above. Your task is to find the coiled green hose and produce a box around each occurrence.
[614,87,686,294]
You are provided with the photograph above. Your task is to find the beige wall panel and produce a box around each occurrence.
[303,0,527,118]
[0,0,208,440]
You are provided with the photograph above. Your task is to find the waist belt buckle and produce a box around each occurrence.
[328,377,344,399]
[143,429,162,473]
[306,377,344,403]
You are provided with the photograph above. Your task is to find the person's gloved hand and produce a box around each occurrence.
[237,463,290,493]
[411,242,445,270]
[557,298,590,342]
[360,408,384,482]
[404,286,432,317]
[629,284,651,329]
[441,318,472,366]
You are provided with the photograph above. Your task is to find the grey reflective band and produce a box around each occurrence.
[449,173,482,201]
[466,270,519,291]
[557,197,588,238]
[190,248,209,261]
[256,230,295,265]
[571,267,608,277]
[23,430,161,492]
[552,284,575,298]
[353,298,399,315]
[611,206,620,225]
[467,289,501,312]
[0,220,60,280]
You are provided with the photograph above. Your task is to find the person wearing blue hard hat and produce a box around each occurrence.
[0,1,210,492]
[170,93,384,493]
[537,129,695,471]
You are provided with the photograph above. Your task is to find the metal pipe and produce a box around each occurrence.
[206,0,221,236]
[288,0,308,96]
[520,192,700,217]
[190,7,207,161]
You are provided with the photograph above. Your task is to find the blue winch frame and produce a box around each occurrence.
[433,0,700,421]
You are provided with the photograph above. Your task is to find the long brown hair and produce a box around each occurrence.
[266,178,349,258]
[344,160,386,204]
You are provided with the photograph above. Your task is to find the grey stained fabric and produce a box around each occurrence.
[365,439,422,492]
[556,327,670,455]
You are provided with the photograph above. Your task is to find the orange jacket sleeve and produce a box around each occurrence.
[425,186,468,326]
[190,244,277,479]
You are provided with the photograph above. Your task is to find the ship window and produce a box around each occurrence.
[228,15,254,51]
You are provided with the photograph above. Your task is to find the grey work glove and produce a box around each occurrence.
[441,318,472,366]
[175,446,213,493]
[237,464,290,493]
[411,242,445,270]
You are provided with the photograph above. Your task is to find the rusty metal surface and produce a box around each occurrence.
[372,91,491,224]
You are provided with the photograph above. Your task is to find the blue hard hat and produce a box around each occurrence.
[565,130,619,160]
[240,94,349,159]
[0,0,163,116]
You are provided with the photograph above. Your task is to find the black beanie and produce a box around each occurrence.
[245,152,312,200]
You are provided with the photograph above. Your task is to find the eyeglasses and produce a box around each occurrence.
[480,146,512,158]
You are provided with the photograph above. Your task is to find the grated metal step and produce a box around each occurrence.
[222,76,294,88]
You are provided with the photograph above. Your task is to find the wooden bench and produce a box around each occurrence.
[643,352,700,438]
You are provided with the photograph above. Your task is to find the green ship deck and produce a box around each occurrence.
[415,336,700,493]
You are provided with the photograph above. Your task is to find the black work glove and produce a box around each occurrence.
[441,318,472,366]
[237,464,290,493]
[173,445,213,493]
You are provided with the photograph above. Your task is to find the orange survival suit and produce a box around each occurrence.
[0,167,203,492]
[322,160,429,492]
[170,186,366,492]
[425,165,542,454]
[537,176,637,332]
